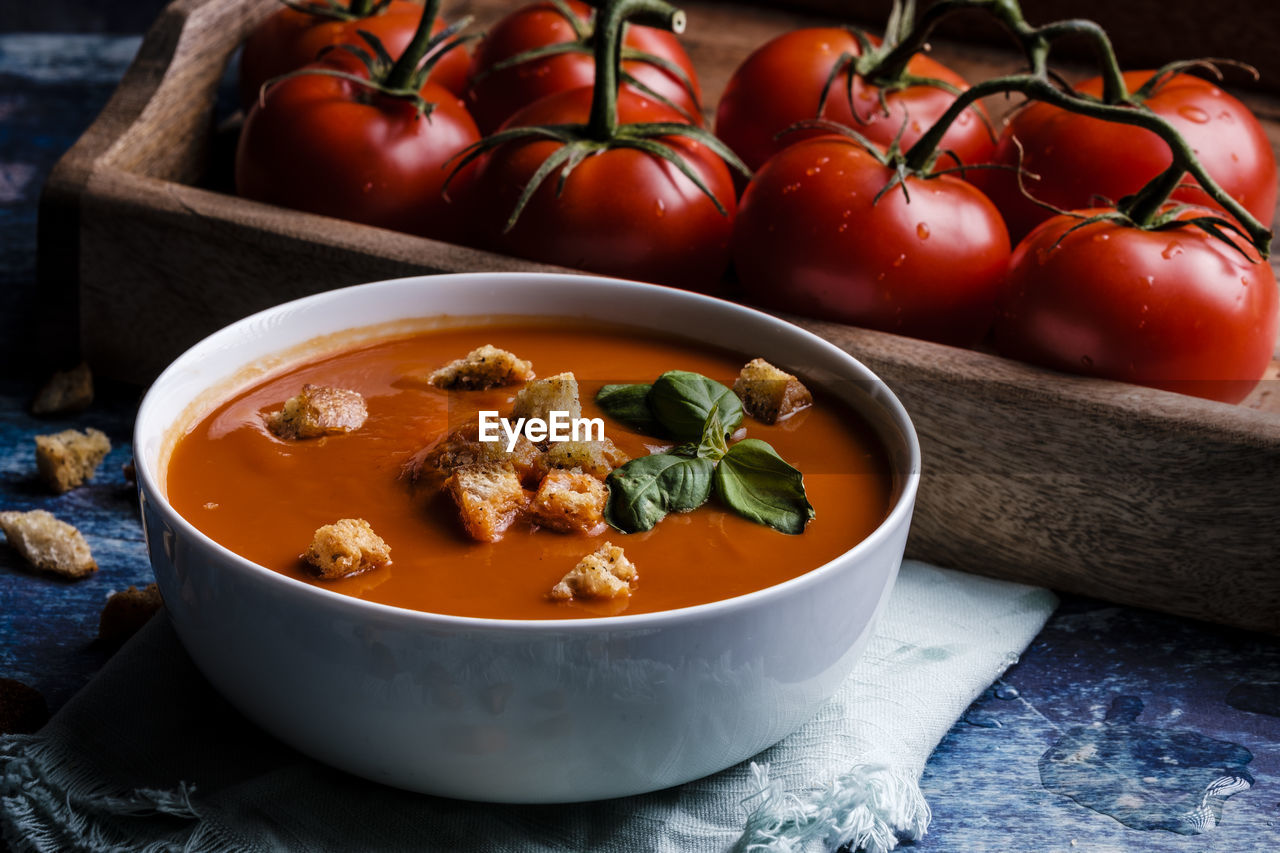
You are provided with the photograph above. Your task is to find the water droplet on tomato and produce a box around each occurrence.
[1162,241,1183,259]
[1140,304,1149,313]
[1092,233,1110,242]
[1231,152,1239,162]
[1145,275,1154,288]
[917,223,930,240]
[1241,277,1250,287]
[892,253,906,268]
[957,112,972,126]
[782,182,801,194]
[876,272,886,281]
[806,166,820,176]
[654,199,665,217]
[362,182,373,193]
[837,223,848,233]
[1081,355,1094,367]
[1178,105,1210,124]
[817,156,830,165]
[842,209,852,219]
[1219,111,1234,123]
[910,121,921,133]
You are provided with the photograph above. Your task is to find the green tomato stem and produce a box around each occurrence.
[349,0,374,17]
[902,72,1271,256]
[383,0,441,91]
[586,0,687,142]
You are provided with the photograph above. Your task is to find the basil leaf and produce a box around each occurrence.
[605,453,714,533]
[714,439,815,535]
[696,404,728,461]
[595,383,663,435]
[649,370,743,440]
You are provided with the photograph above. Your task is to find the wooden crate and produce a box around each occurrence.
[39,0,1280,632]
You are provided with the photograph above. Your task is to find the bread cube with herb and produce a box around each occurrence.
[550,542,636,601]
[303,518,391,579]
[733,359,813,425]
[267,384,367,440]
[406,419,540,486]
[0,509,97,579]
[98,583,163,645]
[445,462,529,543]
[31,362,93,416]
[428,345,534,390]
[511,372,580,424]
[35,428,110,494]
[531,469,608,535]
[535,438,629,481]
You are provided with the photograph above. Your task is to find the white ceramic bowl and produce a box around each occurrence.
[134,272,920,803]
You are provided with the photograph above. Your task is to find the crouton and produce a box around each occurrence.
[266,384,367,439]
[445,462,529,542]
[535,438,629,481]
[511,372,581,425]
[303,518,391,579]
[549,542,637,601]
[427,345,534,390]
[98,583,163,646]
[0,678,48,735]
[405,419,540,487]
[0,509,97,579]
[531,469,608,535]
[31,362,93,415]
[733,358,813,424]
[34,427,110,493]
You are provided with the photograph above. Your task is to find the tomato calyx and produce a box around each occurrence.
[468,0,703,123]
[447,0,748,231]
[260,0,473,116]
[887,0,1273,258]
[1128,57,1259,103]
[278,0,393,24]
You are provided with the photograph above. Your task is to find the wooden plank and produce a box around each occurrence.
[37,0,1280,631]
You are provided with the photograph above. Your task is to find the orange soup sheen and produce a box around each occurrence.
[167,321,893,619]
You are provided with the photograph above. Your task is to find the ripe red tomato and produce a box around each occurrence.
[465,0,701,134]
[236,51,479,241]
[715,28,993,173]
[467,87,735,290]
[732,135,1010,345]
[975,71,1278,244]
[993,208,1278,403]
[238,0,469,108]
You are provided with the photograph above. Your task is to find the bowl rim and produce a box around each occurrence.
[135,272,921,633]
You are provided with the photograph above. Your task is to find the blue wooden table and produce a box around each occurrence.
[2,27,1279,852]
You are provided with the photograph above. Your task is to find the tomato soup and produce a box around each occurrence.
[166,321,893,619]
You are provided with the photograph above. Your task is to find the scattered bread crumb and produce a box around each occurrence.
[550,542,636,601]
[428,345,534,390]
[266,384,367,439]
[0,509,97,579]
[535,437,629,481]
[405,419,540,487]
[445,462,528,542]
[35,427,110,493]
[98,583,163,646]
[303,518,391,580]
[512,372,580,425]
[0,678,49,735]
[531,469,607,535]
[733,358,812,424]
[31,362,93,416]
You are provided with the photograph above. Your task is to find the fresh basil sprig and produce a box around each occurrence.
[604,453,714,533]
[600,372,814,536]
[595,383,662,435]
[648,370,743,440]
[714,439,815,535]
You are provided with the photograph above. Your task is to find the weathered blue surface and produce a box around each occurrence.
[1,29,1278,852]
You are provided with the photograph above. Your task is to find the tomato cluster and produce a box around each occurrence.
[233,0,1279,403]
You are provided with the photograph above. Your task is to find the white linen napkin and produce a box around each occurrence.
[0,560,1056,852]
